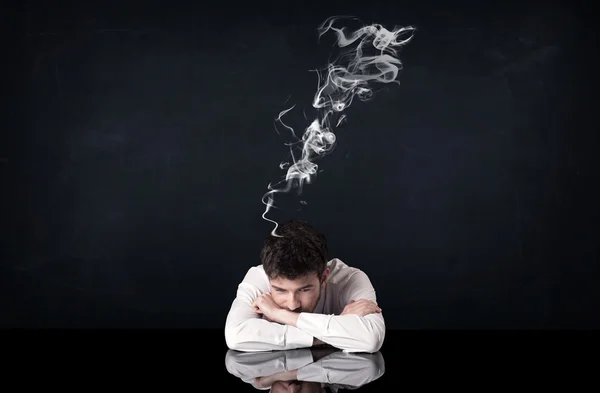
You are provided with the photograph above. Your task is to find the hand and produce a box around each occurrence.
[255,370,298,388]
[252,292,285,323]
[340,299,382,317]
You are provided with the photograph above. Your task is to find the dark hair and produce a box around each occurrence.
[260,219,329,280]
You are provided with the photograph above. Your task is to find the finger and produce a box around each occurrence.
[358,300,376,308]
[360,305,380,316]
[363,306,376,315]
[364,301,382,312]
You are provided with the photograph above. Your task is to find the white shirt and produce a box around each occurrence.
[225,348,385,391]
[224,258,385,353]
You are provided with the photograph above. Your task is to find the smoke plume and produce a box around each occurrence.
[262,16,416,237]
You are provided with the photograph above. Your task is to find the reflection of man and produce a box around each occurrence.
[224,220,385,353]
[225,347,385,392]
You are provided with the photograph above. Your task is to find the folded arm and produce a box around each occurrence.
[280,270,385,353]
[297,351,385,387]
[224,267,315,352]
[225,348,384,389]
[225,267,385,353]
[225,348,315,386]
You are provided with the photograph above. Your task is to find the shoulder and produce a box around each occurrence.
[327,258,372,284]
[237,264,270,291]
[241,264,266,279]
[327,258,377,297]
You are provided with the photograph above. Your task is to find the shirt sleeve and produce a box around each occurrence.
[296,351,385,387]
[295,270,386,353]
[224,266,314,352]
[225,348,315,388]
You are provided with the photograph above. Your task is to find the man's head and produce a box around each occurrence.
[260,219,330,313]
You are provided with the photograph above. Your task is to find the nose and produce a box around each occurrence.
[288,294,301,311]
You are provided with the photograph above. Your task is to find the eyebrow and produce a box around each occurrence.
[272,284,314,291]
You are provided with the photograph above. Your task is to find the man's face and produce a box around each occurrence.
[269,269,329,313]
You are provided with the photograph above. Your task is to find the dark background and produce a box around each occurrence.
[3,0,597,329]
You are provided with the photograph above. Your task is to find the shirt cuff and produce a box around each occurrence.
[285,325,314,348]
[285,348,315,370]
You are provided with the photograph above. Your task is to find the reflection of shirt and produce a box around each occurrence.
[224,258,385,353]
[225,348,385,391]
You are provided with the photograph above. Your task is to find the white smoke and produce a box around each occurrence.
[262,16,416,237]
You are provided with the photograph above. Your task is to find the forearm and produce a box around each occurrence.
[297,351,386,386]
[225,317,314,352]
[279,310,385,353]
[276,311,324,347]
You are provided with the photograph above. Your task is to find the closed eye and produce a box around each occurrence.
[273,287,312,293]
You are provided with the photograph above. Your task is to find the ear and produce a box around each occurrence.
[320,268,330,284]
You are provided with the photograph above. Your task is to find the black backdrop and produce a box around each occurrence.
[4,0,597,328]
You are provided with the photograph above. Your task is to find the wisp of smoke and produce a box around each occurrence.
[262,16,416,237]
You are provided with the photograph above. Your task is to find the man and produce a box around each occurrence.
[225,347,385,391]
[224,219,385,353]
